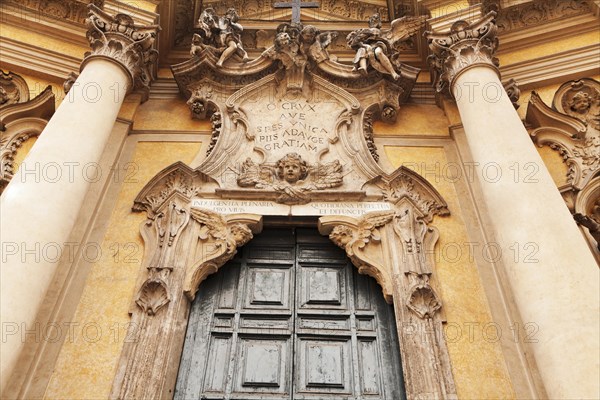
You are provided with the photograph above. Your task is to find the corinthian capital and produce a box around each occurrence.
[425,11,499,95]
[83,4,161,100]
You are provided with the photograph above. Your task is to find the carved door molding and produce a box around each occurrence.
[110,163,456,399]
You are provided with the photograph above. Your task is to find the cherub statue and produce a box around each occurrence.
[347,13,426,80]
[299,25,337,64]
[193,7,249,66]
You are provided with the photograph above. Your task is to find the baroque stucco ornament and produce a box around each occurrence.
[84,4,161,101]
[0,70,29,107]
[112,163,261,398]
[425,11,499,95]
[0,82,55,193]
[347,13,426,80]
[237,153,343,204]
[169,10,424,205]
[527,78,600,256]
[320,167,454,399]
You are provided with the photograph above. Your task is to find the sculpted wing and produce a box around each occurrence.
[190,207,226,231]
[311,160,343,189]
[381,15,427,45]
[359,210,394,230]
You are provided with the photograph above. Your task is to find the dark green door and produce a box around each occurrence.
[175,228,404,399]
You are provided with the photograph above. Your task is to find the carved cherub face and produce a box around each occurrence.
[368,13,382,29]
[225,8,239,22]
[300,26,318,44]
[275,32,291,49]
[570,92,591,113]
[277,153,307,184]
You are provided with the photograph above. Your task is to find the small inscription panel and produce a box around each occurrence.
[191,199,287,215]
[293,202,392,216]
[249,95,340,161]
[192,199,391,217]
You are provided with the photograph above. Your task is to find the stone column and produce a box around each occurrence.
[0,5,159,392]
[426,12,599,399]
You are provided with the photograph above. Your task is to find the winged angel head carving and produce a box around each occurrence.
[347,14,427,80]
[237,153,343,204]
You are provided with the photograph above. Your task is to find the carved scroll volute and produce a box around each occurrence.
[183,210,262,300]
[322,211,395,303]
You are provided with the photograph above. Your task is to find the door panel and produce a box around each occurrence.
[175,228,404,400]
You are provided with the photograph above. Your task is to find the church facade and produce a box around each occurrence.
[1,0,599,399]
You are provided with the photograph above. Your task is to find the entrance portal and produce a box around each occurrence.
[175,228,405,399]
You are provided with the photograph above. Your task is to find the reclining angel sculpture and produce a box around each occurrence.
[347,13,426,80]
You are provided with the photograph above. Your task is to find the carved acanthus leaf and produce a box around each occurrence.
[425,12,499,95]
[491,0,593,33]
[325,210,396,303]
[84,4,160,101]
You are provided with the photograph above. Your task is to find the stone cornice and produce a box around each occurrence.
[501,44,600,89]
[425,11,500,96]
[0,0,159,53]
[497,13,600,55]
[0,36,81,81]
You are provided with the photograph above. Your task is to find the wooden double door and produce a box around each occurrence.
[175,228,405,400]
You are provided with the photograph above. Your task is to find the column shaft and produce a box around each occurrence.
[454,66,599,398]
[0,59,128,391]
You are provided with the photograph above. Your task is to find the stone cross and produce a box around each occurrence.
[274,0,319,23]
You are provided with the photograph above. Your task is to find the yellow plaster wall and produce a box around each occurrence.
[133,98,211,131]
[44,141,201,400]
[384,146,516,399]
[373,104,450,136]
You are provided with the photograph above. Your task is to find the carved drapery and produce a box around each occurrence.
[425,11,499,96]
[84,4,161,101]
[0,85,55,193]
[111,164,262,399]
[320,167,456,400]
[526,78,600,258]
